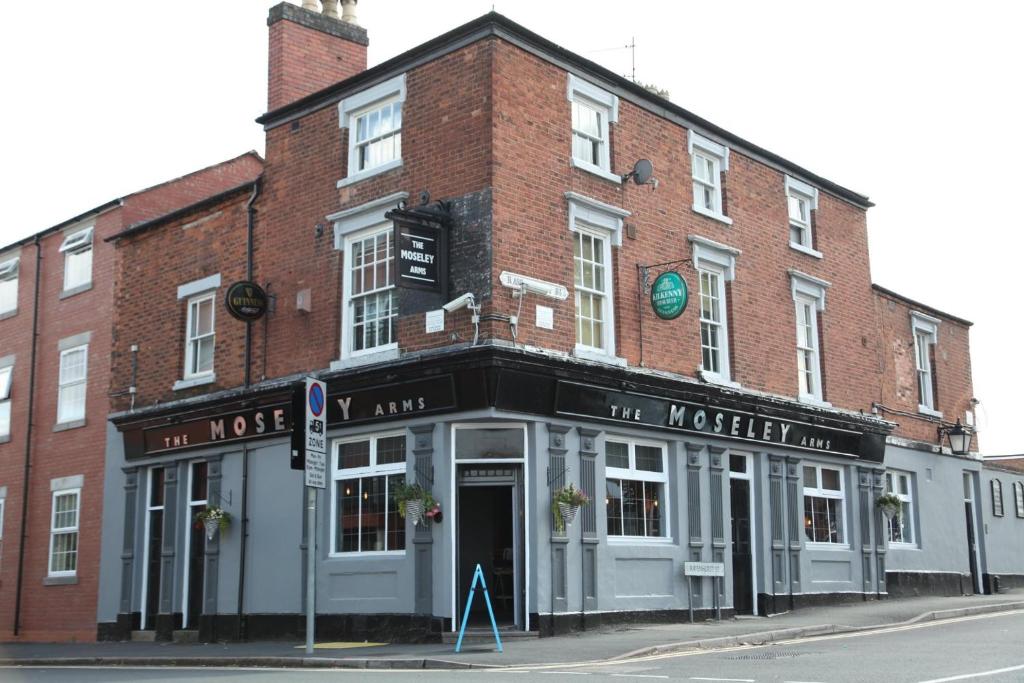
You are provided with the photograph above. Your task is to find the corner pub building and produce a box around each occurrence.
[95,2,1024,642]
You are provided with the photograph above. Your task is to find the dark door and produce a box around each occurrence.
[964,501,979,594]
[730,478,753,614]
[185,461,208,629]
[145,467,165,630]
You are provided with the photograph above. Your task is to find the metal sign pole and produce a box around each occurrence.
[305,486,316,655]
[688,576,694,623]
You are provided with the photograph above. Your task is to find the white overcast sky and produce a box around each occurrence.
[1,1,1020,454]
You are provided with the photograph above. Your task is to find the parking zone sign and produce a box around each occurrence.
[304,377,327,488]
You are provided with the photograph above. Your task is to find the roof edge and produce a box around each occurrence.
[872,283,973,327]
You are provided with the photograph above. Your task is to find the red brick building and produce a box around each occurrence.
[92,2,1019,644]
[0,152,262,641]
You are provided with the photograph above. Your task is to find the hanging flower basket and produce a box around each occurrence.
[552,483,590,534]
[875,492,902,520]
[194,505,231,540]
[394,483,439,526]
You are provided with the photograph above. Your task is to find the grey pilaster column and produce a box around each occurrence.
[203,458,223,618]
[411,425,435,615]
[548,425,570,614]
[768,455,787,597]
[871,468,887,595]
[685,442,703,607]
[857,465,875,593]
[709,446,727,609]
[785,457,802,596]
[118,468,139,620]
[578,428,599,612]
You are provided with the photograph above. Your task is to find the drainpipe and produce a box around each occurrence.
[13,236,42,635]
[236,179,260,641]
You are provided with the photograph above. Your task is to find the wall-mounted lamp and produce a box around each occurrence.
[938,418,972,456]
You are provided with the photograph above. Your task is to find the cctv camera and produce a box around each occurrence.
[443,293,477,312]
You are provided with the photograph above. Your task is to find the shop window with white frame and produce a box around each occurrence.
[605,439,668,539]
[885,471,916,546]
[911,311,941,417]
[567,193,627,365]
[567,74,619,182]
[49,487,80,576]
[57,344,88,425]
[803,464,846,545]
[59,226,93,294]
[184,293,216,379]
[0,363,12,439]
[690,236,740,386]
[785,176,820,257]
[790,270,830,406]
[0,257,18,315]
[331,433,407,555]
[337,74,406,187]
[689,131,731,224]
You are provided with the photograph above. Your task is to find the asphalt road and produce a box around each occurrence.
[2,610,1022,682]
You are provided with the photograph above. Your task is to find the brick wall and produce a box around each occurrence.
[874,287,975,446]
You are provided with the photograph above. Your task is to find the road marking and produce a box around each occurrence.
[690,678,754,682]
[612,675,668,680]
[541,672,590,675]
[915,664,1024,683]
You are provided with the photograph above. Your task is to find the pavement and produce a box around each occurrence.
[0,591,1021,670]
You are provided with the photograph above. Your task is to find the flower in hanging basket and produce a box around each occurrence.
[552,483,590,533]
[394,482,439,526]
[194,505,232,540]
[875,492,902,519]
[425,502,443,523]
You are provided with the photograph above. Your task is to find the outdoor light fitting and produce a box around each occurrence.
[938,418,972,456]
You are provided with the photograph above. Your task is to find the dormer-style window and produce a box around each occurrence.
[59,227,93,295]
[0,257,18,315]
[567,74,619,183]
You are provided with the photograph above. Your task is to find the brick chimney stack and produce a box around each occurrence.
[267,1,368,111]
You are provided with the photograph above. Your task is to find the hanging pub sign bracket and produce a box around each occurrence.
[636,259,692,367]
[386,193,451,294]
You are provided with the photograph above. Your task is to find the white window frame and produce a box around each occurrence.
[566,192,628,366]
[803,464,848,549]
[0,257,18,315]
[605,438,670,542]
[790,270,831,407]
[690,236,740,386]
[342,224,398,361]
[59,226,93,293]
[911,311,941,417]
[57,344,88,425]
[785,176,821,258]
[992,479,1004,517]
[567,74,619,183]
[689,131,732,225]
[337,74,407,188]
[48,487,81,577]
[885,470,916,547]
[0,491,6,543]
[329,431,407,557]
[0,362,12,439]
[1014,481,1024,519]
[183,292,216,380]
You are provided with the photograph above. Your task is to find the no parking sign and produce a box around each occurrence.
[304,378,327,489]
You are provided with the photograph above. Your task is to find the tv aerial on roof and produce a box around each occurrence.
[622,158,657,187]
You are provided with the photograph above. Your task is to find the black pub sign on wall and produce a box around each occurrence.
[387,198,449,293]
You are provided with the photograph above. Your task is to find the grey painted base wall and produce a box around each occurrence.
[886,571,970,598]
[984,573,1024,594]
[758,591,884,615]
[536,608,735,637]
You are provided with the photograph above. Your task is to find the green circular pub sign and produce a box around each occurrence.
[650,271,688,320]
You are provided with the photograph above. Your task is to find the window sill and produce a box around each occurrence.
[789,242,823,259]
[53,419,86,432]
[607,536,673,546]
[700,370,741,389]
[918,405,943,419]
[804,542,851,551]
[571,158,622,185]
[573,346,627,367]
[60,282,93,300]
[887,542,919,550]
[331,346,400,371]
[798,394,833,409]
[692,205,733,226]
[327,550,406,559]
[43,574,78,585]
[336,159,403,188]
[173,374,216,391]
[0,309,16,321]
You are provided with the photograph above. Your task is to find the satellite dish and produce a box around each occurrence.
[626,159,654,185]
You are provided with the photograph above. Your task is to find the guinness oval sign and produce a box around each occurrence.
[224,281,268,322]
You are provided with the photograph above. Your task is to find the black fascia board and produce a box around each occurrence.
[872,283,973,327]
[0,199,121,255]
[256,12,873,209]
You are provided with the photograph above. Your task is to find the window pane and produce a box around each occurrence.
[60,349,87,384]
[0,401,10,438]
[339,440,370,470]
[191,462,208,502]
[635,446,663,473]
[620,479,644,536]
[65,247,92,290]
[196,337,214,374]
[377,436,406,465]
[644,481,663,537]
[821,468,841,491]
[361,475,386,551]
[337,478,359,552]
[386,474,405,551]
[0,277,17,313]
[729,454,747,474]
[606,479,623,536]
[803,466,817,488]
[454,428,524,459]
[606,441,628,469]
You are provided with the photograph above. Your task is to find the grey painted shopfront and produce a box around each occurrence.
[96,346,1023,641]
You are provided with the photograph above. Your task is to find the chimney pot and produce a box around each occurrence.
[321,0,340,18]
[301,0,318,9]
[341,0,358,25]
